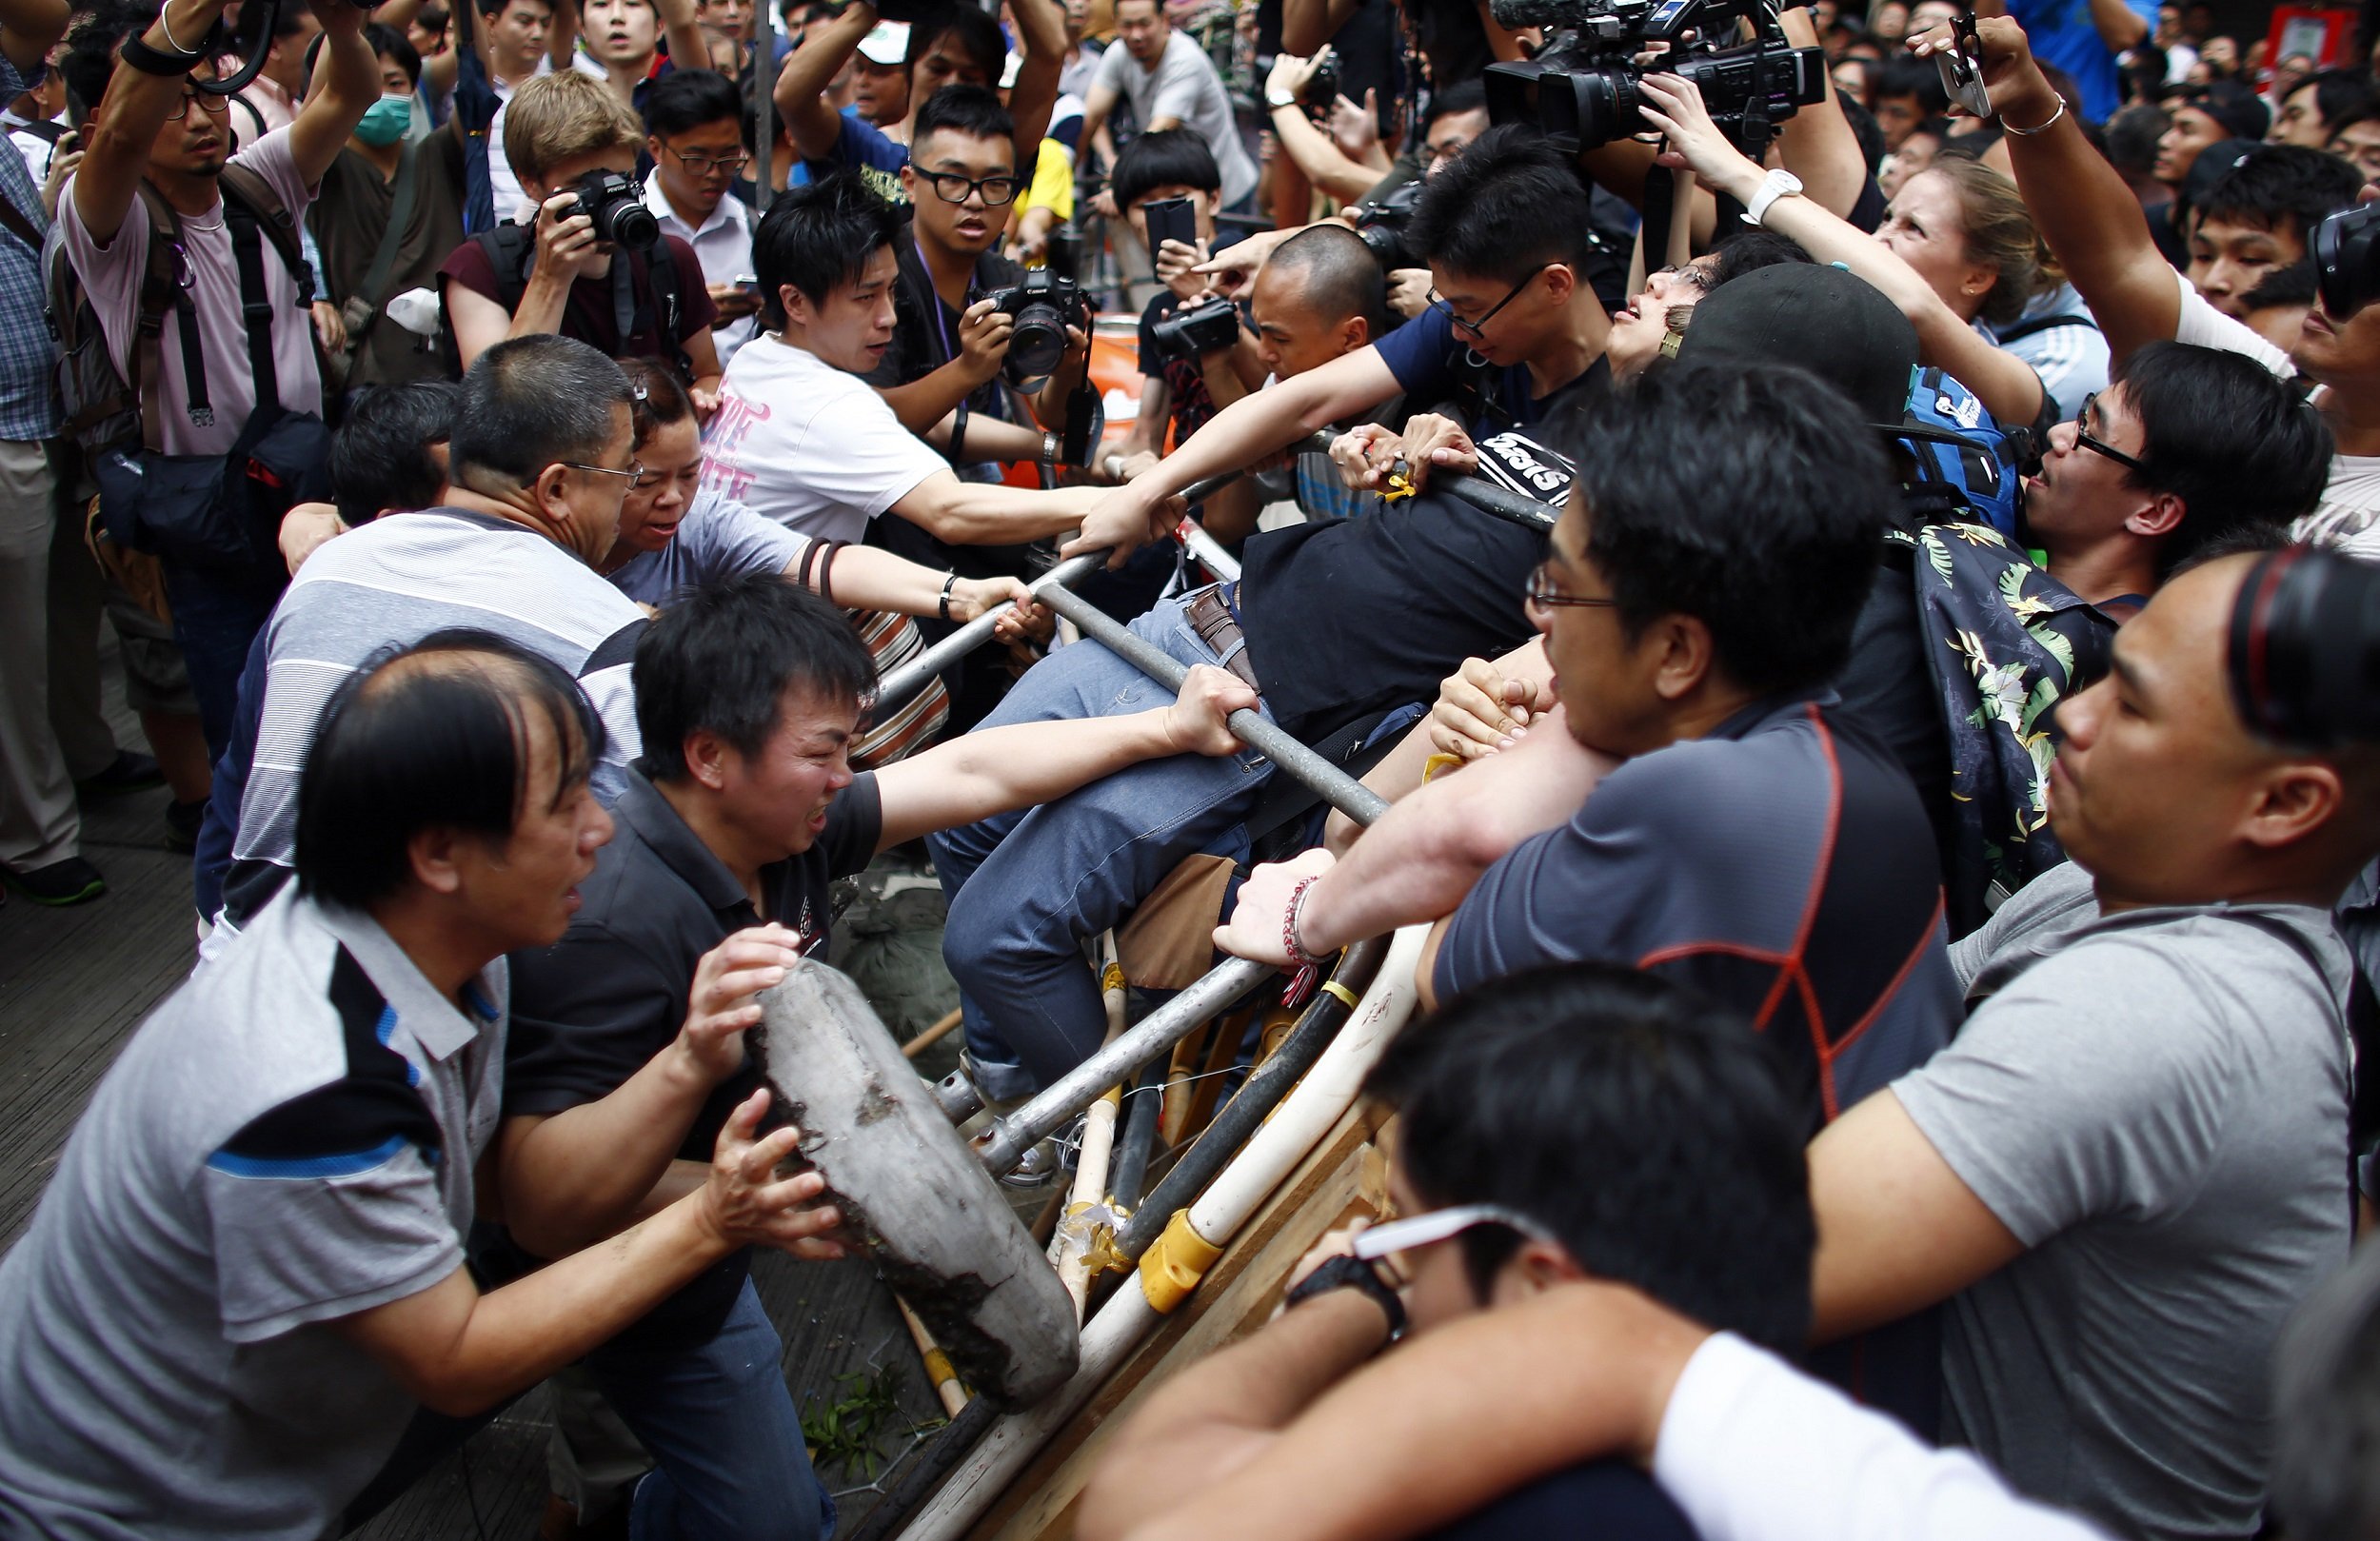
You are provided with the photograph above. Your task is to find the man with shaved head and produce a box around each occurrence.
[0,633,843,1539]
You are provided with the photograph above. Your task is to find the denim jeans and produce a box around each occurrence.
[159,553,283,765]
[591,1278,836,1541]
[929,592,1277,1099]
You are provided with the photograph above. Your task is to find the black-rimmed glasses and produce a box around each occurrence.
[1525,560,1618,612]
[1428,262,1553,341]
[2072,391,2148,475]
[921,170,1020,207]
[664,143,752,177]
[167,87,233,122]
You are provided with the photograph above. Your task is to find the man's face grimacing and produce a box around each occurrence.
[2020,382,2171,555]
[902,128,1016,256]
[1250,264,1365,379]
[788,244,901,373]
[2049,556,2360,911]
[2189,212,2300,319]
[442,701,614,954]
[1116,0,1167,64]
[708,683,862,859]
[545,401,638,560]
[1427,260,1570,369]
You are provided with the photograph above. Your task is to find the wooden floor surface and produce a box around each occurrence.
[0,647,952,1539]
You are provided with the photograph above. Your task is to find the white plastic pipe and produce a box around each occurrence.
[1050,935,1131,1317]
[894,924,1431,1541]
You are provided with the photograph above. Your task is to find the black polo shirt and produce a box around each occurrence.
[504,763,883,1346]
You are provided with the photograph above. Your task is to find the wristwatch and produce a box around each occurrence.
[1266,91,1300,111]
[1742,168,1805,227]
[1282,1254,1406,1339]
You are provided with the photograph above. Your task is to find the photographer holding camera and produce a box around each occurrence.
[441,69,724,407]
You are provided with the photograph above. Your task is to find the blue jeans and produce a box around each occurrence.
[929,593,1278,1099]
[159,554,282,765]
[590,1278,836,1541]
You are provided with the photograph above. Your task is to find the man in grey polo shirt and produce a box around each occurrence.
[0,633,843,1540]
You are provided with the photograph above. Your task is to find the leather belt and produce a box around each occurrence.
[1184,583,1262,697]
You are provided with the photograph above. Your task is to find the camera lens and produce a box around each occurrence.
[601,199,661,250]
[2314,203,2380,323]
[1008,303,1068,377]
[2230,546,2380,748]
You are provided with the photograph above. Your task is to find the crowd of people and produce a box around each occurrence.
[5,0,2380,1533]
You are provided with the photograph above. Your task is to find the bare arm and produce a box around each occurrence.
[1006,0,1065,168]
[546,0,578,69]
[1919,16,2176,363]
[73,0,230,244]
[1805,1087,2025,1343]
[1279,0,1359,56]
[872,664,1256,848]
[1775,5,1872,221]
[0,0,67,76]
[1264,97,1385,206]
[773,0,870,161]
[335,1089,841,1418]
[1636,73,2045,427]
[891,467,1112,545]
[1078,78,1120,165]
[813,542,1032,623]
[1323,637,1556,853]
[2088,0,2149,53]
[654,0,708,89]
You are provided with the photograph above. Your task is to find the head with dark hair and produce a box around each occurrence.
[447,335,637,565]
[904,85,1018,257]
[911,81,1013,148]
[1836,89,1886,173]
[609,357,701,563]
[644,69,747,222]
[1113,0,1170,66]
[1252,224,1389,378]
[751,171,903,370]
[1365,964,1815,1353]
[2244,257,2318,314]
[67,0,238,179]
[2190,144,2363,317]
[1603,228,1809,382]
[1872,51,1950,148]
[2027,341,2332,581]
[1542,359,1895,754]
[2272,67,2376,148]
[364,21,423,85]
[294,632,608,946]
[1112,126,1220,212]
[2105,101,2171,178]
[2158,82,2268,184]
[905,3,1003,99]
[1408,125,1600,288]
[1420,78,1490,177]
[633,576,878,856]
[330,382,460,526]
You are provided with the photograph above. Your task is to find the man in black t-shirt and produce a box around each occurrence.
[1081,964,1815,1541]
[495,575,1251,1534]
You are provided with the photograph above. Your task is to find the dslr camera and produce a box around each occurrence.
[1483,0,1826,153]
[2230,545,2380,750]
[1344,180,1425,272]
[984,268,1092,379]
[565,168,662,249]
[1149,295,1244,360]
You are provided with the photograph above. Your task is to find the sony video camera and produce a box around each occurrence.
[984,268,1093,379]
[565,169,662,250]
[1149,295,1244,360]
[1483,0,1826,154]
[2230,545,2380,750]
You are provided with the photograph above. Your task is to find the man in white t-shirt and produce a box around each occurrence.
[1956,13,2380,558]
[1081,0,1257,211]
[702,175,1123,548]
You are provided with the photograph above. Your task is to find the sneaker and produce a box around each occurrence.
[164,798,207,854]
[74,751,164,797]
[3,856,106,906]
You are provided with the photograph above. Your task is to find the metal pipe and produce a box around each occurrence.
[1106,1057,1167,1213]
[751,0,774,211]
[1175,517,1241,583]
[871,551,1107,707]
[1444,472,1557,532]
[970,957,1273,1175]
[1113,934,1388,1259]
[1036,584,1392,827]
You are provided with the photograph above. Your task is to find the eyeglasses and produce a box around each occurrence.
[167,87,233,122]
[1428,262,1553,341]
[562,459,645,483]
[920,170,1020,207]
[664,143,752,177]
[1646,261,1714,296]
[1525,560,1618,613]
[1348,1203,1563,1268]
[2071,392,2148,475]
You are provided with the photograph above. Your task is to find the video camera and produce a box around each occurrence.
[1149,295,1244,360]
[984,269,1092,379]
[1482,0,1826,154]
[1344,180,1425,272]
[2230,546,2380,750]
[565,169,662,250]
[2313,202,2380,322]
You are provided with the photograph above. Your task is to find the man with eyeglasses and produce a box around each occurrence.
[202,336,655,945]
[641,68,762,365]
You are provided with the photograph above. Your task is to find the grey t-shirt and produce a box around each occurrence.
[1094,30,1259,207]
[607,487,809,606]
[0,891,506,1539]
[1894,868,2355,1541]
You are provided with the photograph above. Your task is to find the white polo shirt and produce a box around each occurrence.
[644,175,757,362]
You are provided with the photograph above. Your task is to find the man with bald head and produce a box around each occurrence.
[1182,543,2376,1541]
[1245,224,1397,524]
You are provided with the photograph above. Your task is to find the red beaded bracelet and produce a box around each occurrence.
[1283,876,1321,967]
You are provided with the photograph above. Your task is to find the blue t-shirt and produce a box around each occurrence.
[606,488,807,605]
[1369,306,1590,437]
[1422,1461,1699,1541]
[833,114,912,205]
[2005,0,2152,123]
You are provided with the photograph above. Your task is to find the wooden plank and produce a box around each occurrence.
[961,1102,1391,1541]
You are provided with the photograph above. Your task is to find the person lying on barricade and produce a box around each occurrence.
[485,573,1255,1534]
[0,634,845,1540]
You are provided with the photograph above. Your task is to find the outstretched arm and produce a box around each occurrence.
[73,0,229,244]
[772,0,869,160]
[1636,72,2044,427]
[1775,5,1874,221]
[1006,0,1064,168]
[1914,15,2177,363]
[288,0,380,187]
[0,0,66,78]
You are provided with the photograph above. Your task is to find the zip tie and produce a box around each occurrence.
[1139,1208,1224,1313]
[1320,978,1360,1009]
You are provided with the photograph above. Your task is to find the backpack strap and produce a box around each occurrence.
[477,221,533,314]
[10,116,64,144]
[348,139,424,329]
[222,191,286,436]
[638,234,688,376]
[0,180,41,255]
[218,163,313,306]
[129,181,197,448]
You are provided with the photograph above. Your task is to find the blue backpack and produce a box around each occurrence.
[1896,365,2036,540]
